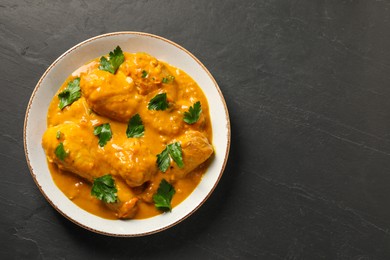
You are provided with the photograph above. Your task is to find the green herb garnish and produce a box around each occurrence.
[91,174,118,203]
[162,75,175,84]
[183,101,202,124]
[148,93,169,111]
[56,131,61,139]
[167,142,184,168]
[126,113,144,138]
[156,142,184,172]
[141,70,148,78]
[58,78,81,110]
[55,142,68,161]
[93,123,112,147]
[99,46,125,74]
[157,147,170,173]
[153,179,175,212]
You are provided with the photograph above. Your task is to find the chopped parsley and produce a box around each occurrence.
[153,179,175,212]
[156,142,184,172]
[148,93,169,111]
[141,70,148,78]
[54,142,68,161]
[183,101,202,124]
[162,75,175,84]
[58,78,81,110]
[99,46,125,74]
[126,113,144,138]
[91,174,118,203]
[93,123,112,147]
[56,131,61,140]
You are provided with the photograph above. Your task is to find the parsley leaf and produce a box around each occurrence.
[183,101,202,124]
[99,46,125,74]
[162,75,175,84]
[157,146,170,172]
[55,142,68,161]
[58,78,81,110]
[93,123,112,147]
[167,142,184,168]
[56,131,61,139]
[141,70,148,78]
[91,174,118,203]
[148,93,169,111]
[99,57,111,72]
[153,179,175,212]
[126,113,144,138]
[156,142,184,172]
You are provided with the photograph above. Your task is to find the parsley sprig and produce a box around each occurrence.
[58,78,81,110]
[55,142,68,161]
[156,142,184,172]
[126,113,144,138]
[94,123,112,147]
[153,179,175,212]
[99,46,125,74]
[148,93,169,111]
[183,101,202,124]
[91,174,118,203]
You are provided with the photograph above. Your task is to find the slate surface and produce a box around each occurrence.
[1,0,390,259]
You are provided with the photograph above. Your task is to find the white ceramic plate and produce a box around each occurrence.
[24,32,230,236]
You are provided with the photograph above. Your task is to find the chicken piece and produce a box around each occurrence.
[104,138,158,187]
[42,122,107,181]
[141,131,213,203]
[80,53,178,123]
[80,69,141,122]
[42,122,157,187]
[121,52,176,95]
[120,52,162,95]
[142,107,185,137]
[42,122,159,219]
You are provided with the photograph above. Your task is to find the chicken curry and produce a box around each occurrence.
[42,47,213,219]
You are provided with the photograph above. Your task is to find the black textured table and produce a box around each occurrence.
[2,0,390,259]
